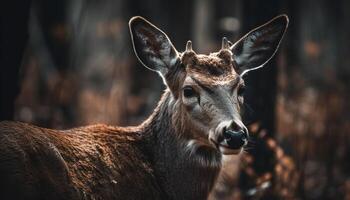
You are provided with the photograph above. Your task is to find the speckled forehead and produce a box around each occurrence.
[184,54,238,85]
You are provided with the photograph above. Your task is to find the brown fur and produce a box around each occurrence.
[183,52,238,87]
[0,90,220,200]
[0,121,163,200]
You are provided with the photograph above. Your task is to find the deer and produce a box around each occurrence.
[0,14,288,200]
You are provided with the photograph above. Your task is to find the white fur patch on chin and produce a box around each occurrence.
[219,145,242,155]
[184,139,222,169]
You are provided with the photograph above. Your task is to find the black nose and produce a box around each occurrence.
[223,129,248,149]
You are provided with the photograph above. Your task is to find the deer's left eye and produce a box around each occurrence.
[183,86,196,98]
[237,86,246,96]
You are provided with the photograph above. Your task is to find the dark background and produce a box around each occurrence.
[1,0,350,199]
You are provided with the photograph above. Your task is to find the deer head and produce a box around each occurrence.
[129,15,288,156]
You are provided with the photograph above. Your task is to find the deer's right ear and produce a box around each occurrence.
[129,16,179,75]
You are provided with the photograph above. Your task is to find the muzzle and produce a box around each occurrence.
[210,120,248,154]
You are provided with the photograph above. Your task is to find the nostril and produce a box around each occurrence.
[223,129,247,149]
[223,129,231,140]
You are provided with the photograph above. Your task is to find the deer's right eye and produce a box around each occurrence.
[183,86,196,98]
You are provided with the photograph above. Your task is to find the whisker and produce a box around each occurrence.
[247,138,257,143]
[241,149,250,155]
[242,149,253,155]
[246,144,256,149]
[243,147,255,152]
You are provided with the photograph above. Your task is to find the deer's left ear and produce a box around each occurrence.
[129,16,179,76]
[231,15,289,76]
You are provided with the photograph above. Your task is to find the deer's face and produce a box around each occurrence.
[178,51,249,155]
[129,15,288,155]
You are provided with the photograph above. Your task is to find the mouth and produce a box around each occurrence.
[219,144,242,155]
[210,138,247,155]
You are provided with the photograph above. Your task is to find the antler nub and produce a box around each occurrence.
[218,37,233,62]
[186,40,193,52]
[221,37,230,50]
[182,40,197,65]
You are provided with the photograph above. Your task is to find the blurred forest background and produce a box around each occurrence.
[1,0,350,199]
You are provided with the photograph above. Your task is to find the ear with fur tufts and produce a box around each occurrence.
[230,14,289,76]
[129,16,179,76]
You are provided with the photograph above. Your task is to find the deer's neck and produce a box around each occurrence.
[140,90,222,200]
